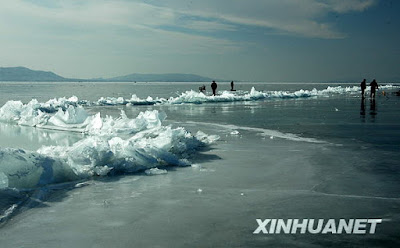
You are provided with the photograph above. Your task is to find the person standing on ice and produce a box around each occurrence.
[360,79,366,98]
[199,85,206,93]
[370,79,379,98]
[211,81,217,96]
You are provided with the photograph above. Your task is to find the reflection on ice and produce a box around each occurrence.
[185,121,327,144]
[0,122,82,149]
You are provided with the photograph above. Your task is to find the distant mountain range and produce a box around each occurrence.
[0,67,67,82]
[0,67,216,82]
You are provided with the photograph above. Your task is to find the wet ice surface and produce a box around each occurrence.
[0,123,83,150]
[1,82,400,247]
[1,125,400,247]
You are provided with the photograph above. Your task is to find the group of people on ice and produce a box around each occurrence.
[360,79,379,98]
[199,81,235,96]
[199,78,396,98]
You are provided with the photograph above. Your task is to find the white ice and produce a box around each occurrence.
[0,102,219,190]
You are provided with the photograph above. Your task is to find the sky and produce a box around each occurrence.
[0,0,399,82]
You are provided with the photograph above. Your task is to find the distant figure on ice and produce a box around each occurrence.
[199,85,206,93]
[370,79,379,98]
[360,79,366,98]
[230,81,235,91]
[211,81,217,96]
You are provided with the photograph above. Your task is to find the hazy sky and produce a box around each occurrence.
[0,0,399,81]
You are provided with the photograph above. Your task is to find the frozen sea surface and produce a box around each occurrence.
[0,82,400,247]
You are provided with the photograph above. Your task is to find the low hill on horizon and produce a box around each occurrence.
[0,67,68,82]
[0,67,217,82]
[1,67,399,83]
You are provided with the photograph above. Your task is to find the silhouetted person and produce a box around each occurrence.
[211,81,217,96]
[199,85,206,93]
[230,81,235,91]
[360,79,366,98]
[370,79,379,98]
